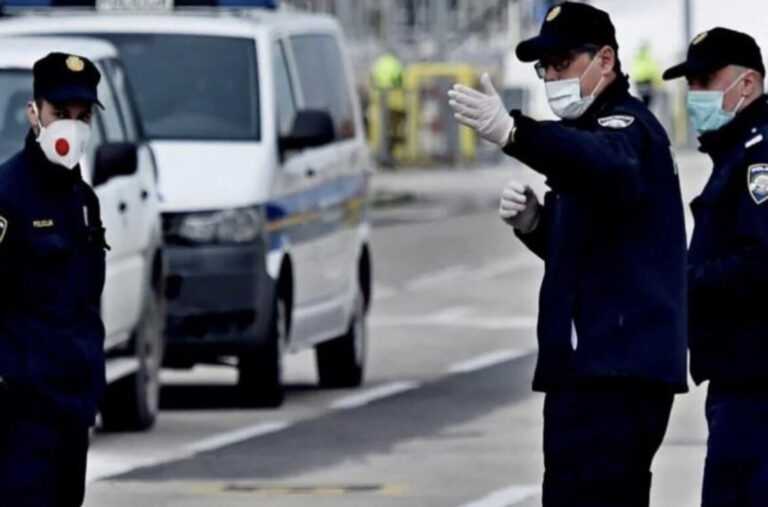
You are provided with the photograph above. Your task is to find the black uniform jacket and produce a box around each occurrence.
[689,95,768,386]
[504,77,688,393]
[0,130,107,426]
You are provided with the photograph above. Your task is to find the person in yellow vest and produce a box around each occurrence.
[632,42,662,107]
[372,51,403,90]
[371,51,405,165]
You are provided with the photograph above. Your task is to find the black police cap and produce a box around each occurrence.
[516,2,619,63]
[663,27,766,80]
[33,52,103,108]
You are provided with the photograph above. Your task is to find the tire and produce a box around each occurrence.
[237,295,287,408]
[100,287,165,432]
[316,288,367,388]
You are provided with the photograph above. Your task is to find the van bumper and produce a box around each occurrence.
[162,240,276,366]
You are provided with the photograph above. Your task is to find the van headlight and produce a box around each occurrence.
[163,206,265,245]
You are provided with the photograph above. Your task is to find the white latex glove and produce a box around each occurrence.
[500,180,540,233]
[448,73,515,147]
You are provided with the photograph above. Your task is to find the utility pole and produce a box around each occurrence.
[432,0,449,61]
[681,0,694,146]
[683,0,693,49]
[380,0,393,48]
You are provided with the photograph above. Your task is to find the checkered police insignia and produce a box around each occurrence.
[692,31,708,45]
[66,55,85,72]
[0,216,7,244]
[748,164,768,205]
[598,115,635,129]
[546,6,561,22]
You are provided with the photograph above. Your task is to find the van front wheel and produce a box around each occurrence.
[100,286,164,432]
[237,296,287,408]
[316,289,367,388]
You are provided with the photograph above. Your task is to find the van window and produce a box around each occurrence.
[84,115,106,180]
[0,70,33,162]
[104,59,139,141]
[90,33,260,141]
[273,40,296,137]
[96,65,126,142]
[290,34,355,140]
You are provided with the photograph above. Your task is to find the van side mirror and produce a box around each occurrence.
[279,110,335,154]
[92,142,138,187]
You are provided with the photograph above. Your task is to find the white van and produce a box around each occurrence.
[0,11,374,407]
[0,36,166,431]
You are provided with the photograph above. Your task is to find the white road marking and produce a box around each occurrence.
[87,451,193,483]
[371,310,537,331]
[373,284,398,301]
[160,364,237,385]
[459,485,541,507]
[430,305,473,322]
[184,421,292,454]
[373,254,539,302]
[470,257,539,280]
[447,349,533,375]
[330,381,420,410]
[104,357,140,384]
[387,206,453,221]
[87,421,292,483]
[405,265,469,291]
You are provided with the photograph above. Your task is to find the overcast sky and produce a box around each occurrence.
[505,0,768,119]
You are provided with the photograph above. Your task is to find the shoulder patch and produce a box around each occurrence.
[0,216,7,244]
[747,164,768,205]
[598,115,635,129]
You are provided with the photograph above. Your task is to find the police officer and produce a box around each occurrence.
[663,28,768,507]
[0,52,107,506]
[448,3,687,506]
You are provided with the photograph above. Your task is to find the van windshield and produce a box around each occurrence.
[91,33,260,141]
[0,70,33,163]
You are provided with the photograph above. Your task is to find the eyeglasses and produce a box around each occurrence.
[534,45,601,79]
[534,58,572,79]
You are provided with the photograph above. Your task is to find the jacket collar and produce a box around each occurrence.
[563,74,631,128]
[23,129,83,189]
[698,95,768,156]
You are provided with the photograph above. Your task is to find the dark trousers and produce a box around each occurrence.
[0,403,89,507]
[542,385,674,507]
[702,385,768,507]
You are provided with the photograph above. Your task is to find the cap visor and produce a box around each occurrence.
[44,86,104,109]
[663,59,725,81]
[516,34,572,62]
[662,62,688,80]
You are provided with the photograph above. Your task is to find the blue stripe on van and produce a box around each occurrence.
[265,172,369,252]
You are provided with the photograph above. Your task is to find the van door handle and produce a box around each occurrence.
[140,190,149,201]
[118,201,128,214]
[306,168,317,178]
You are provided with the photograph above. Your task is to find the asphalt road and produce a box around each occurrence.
[84,152,713,507]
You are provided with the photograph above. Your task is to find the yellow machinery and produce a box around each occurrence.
[368,63,479,166]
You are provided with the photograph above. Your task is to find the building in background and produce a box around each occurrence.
[283,0,743,154]
[283,0,517,80]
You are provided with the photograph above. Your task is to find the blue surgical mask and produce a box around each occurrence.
[687,72,748,134]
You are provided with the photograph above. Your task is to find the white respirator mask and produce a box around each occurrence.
[32,102,91,170]
[545,55,605,120]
